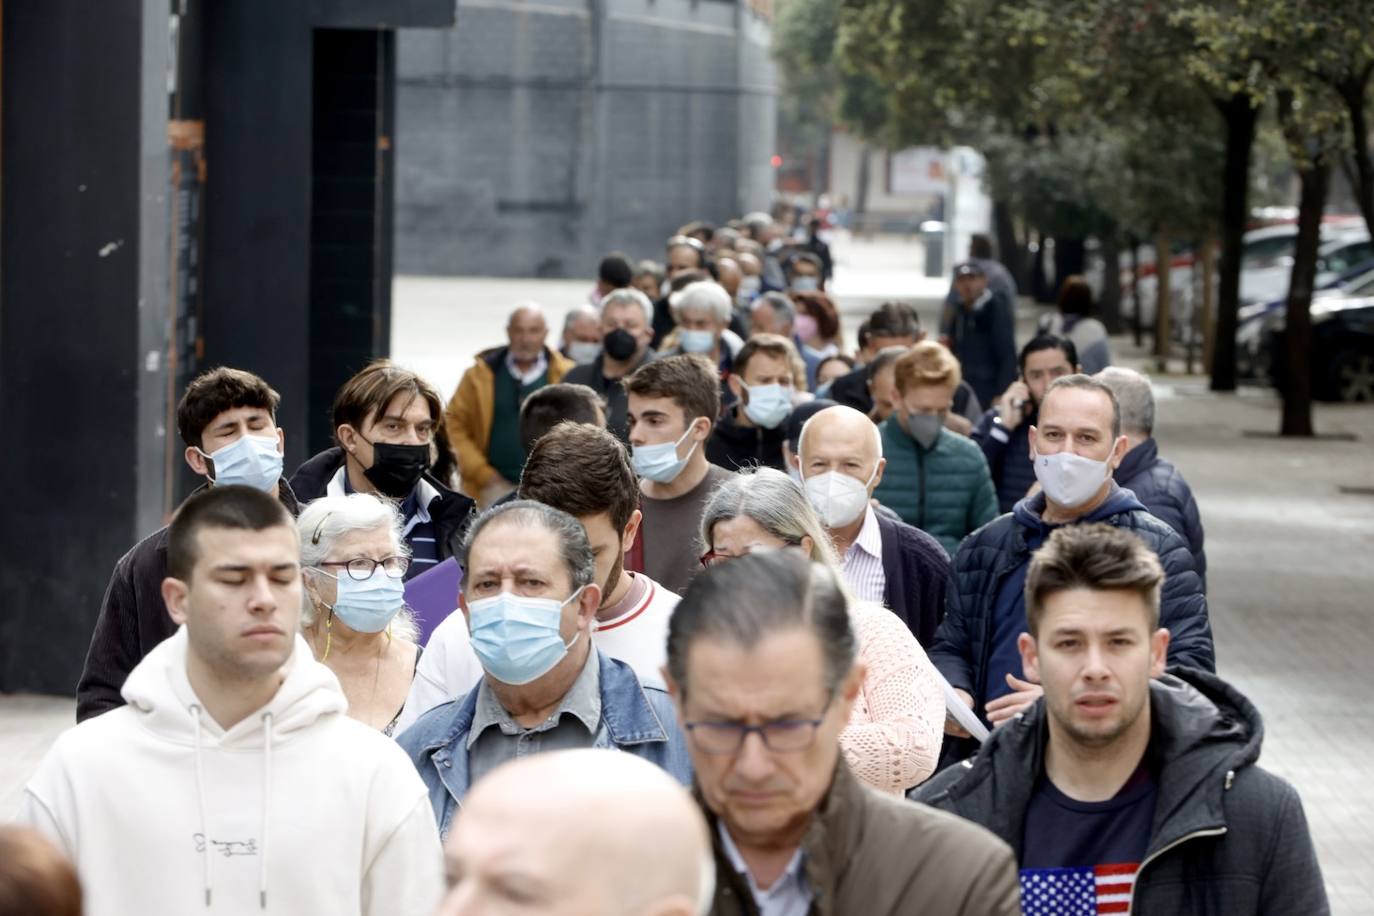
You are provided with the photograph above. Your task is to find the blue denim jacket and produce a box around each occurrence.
[397,650,693,837]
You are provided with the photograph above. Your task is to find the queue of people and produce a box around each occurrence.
[14,211,1323,916]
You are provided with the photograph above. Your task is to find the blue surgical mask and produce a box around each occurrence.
[632,424,700,483]
[467,587,585,685]
[568,340,602,365]
[791,276,820,292]
[198,433,283,492]
[742,383,793,429]
[679,329,716,354]
[321,567,406,634]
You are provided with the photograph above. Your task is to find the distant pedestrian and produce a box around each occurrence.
[1040,274,1112,374]
[518,382,607,452]
[941,261,1018,406]
[563,287,659,439]
[828,302,921,412]
[943,232,1019,307]
[561,303,603,364]
[705,334,799,472]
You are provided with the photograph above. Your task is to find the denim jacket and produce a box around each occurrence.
[397,650,693,837]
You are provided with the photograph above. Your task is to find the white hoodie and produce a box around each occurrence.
[20,628,443,916]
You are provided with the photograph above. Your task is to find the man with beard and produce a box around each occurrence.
[971,335,1079,513]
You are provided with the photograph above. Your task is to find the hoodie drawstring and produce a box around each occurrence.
[260,711,273,910]
[190,705,214,908]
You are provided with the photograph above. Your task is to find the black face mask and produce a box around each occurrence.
[603,327,639,362]
[363,440,430,499]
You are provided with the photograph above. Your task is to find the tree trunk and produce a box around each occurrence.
[855,143,871,237]
[993,199,1025,291]
[1201,235,1217,375]
[1155,229,1172,371]
[1052,236,1087,297]
[1340,70,1374,240]
[1129,234,1143,348]
[1030,231,1052,303]
[1099,232,1124,334]
[1280,158,1327,436]
[1211,93,1259,392]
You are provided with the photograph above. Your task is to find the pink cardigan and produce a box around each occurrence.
[841,601,945,794]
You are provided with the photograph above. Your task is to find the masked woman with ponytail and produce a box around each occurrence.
[299,493,421,735]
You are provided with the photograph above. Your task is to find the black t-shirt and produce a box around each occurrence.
[1018,759,1156,915]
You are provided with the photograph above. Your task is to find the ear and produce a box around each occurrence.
[275,427,285,455]
[1018,631,1040,684]
[799,534,814,557]
[162,577,191,626]
[789,450,801,471]
[688,415,711,442]
[576,584,602,628]
[184,445,210,478]
[833,662,867,723]
[869,457,886,491]
[1027,425,1039,459]
[337,424,359,454]
[1149,628,1170,678]
[727,374,744,402]
[1108,433,1129,469]
[620,509,643,555]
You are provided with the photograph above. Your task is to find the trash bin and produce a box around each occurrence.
[919,221,946,278]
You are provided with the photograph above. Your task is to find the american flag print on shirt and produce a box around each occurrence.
[1019,863,1139,915]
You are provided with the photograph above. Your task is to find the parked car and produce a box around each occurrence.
[1239,229,1373,309]
[1236,261,1374,380]
[1256,284,1374,402]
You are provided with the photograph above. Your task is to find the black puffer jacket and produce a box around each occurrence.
[929,486,1215,716]
[1114,437,1207,587]
[705,409,787,472]
[971,406,1038,514]
[912,668,1329,915]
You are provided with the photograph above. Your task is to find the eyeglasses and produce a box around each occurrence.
[316,556,410,580]
[699,540,803,568]
[684,712,828,755]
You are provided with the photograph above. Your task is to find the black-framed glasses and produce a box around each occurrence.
[316,555,410,580]
[684,716,827,755]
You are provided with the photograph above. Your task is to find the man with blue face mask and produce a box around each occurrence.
[706,334,799,473]
[76,367,300,722]
[397,501,691,837]
[930,375,1214,760]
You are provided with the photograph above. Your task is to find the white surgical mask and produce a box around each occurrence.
[1033,450,1111,508]
[742,383,793,429]
[802,467,877,528]
[568,340,601,364]
[679,329,715,354]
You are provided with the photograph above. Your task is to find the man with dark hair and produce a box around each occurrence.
[564,288,659,440]
[652,236,712,347]
[517,382,607,452]
[828,302,921,412]
[666,551,1019,915]
[941,261,1018,407]
[1096,367,1207,584]
[595,251,634,300]
[397,502,691,835]
[972,334,1080,513]
[76,367,299,722]
[705,333,799,472]
[27,486,445,915]
[399,423,679,728]
[445,303,573,506]
[784,251,825,292]
[945,233,1018,306]
[624,355,734,596]
[290,359,475,580]
[933,375,1214,748]
[915,524,1326,914]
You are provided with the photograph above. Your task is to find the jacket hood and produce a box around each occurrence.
[1011,482,1147,535]
[121,627,347,747]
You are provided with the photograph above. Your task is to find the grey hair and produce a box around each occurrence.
[667,550,857,697]
[751,291,796,328]
[672,281,733,324]
[1044,374,1122,440]
[561,303,599,334]
[1095,367,1155,436]
[600,287,654,327]
[699,467,840,568]
[297,493,418,641]
[459,499,596,593]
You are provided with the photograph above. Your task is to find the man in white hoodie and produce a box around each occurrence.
[21,485,444,916]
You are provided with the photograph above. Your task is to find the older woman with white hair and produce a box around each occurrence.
[665,280,745,370]
[298,493,422,735]
[697,467,945,793]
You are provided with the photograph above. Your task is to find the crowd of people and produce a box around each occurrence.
[7,209,1329,915]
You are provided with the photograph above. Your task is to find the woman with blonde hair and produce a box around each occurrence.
[698,467,945,792]
[298,493,421,735]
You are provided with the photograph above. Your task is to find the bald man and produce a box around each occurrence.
[794,406,951,649]
[438,750,712,916]
[444,303,574,506]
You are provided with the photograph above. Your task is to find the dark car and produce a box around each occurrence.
[1264,293,1374,402]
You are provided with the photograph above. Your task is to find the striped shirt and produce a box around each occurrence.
[840,506,886,604]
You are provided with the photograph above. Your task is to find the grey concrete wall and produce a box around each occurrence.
[394,0,777,278]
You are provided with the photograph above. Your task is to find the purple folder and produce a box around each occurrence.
[403,557,462,647]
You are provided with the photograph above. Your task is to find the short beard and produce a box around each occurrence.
[601,548,625,609]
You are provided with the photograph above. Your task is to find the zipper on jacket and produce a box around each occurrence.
[1127,826,1228,912]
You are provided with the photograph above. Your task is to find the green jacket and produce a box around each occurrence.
[873,417,998,555]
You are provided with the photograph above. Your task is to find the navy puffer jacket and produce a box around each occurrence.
[1114,437,1207,587]
[929,486,1215,718]
[970,407,1038,514]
